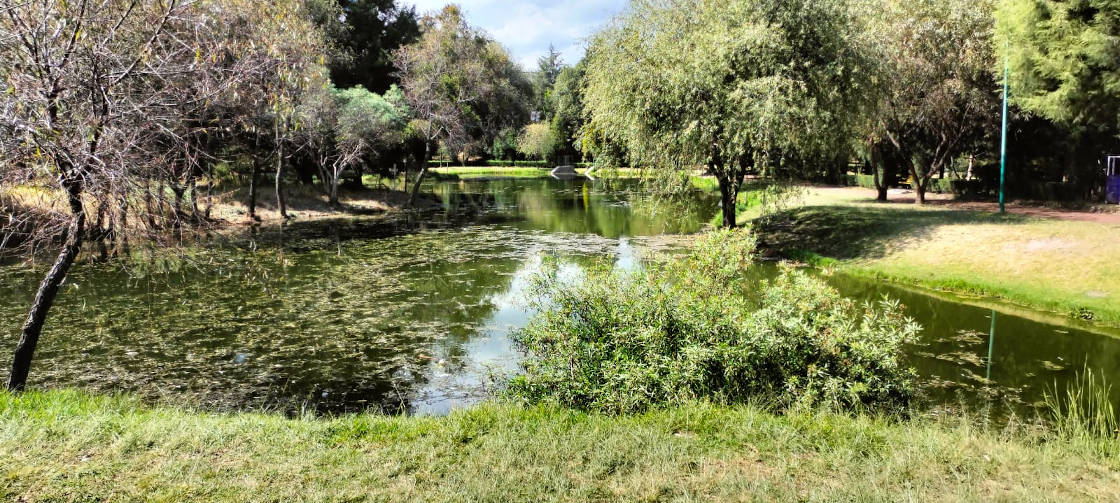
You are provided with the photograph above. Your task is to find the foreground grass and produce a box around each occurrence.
[755,188,1120,325]
[2,391,1118,502]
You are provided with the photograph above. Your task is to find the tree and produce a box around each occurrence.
[996,0,1120,131]
[549,61,588,161]
[320,0,421,93]
[0,0,330,391]
[491,127,519,162]
[857,0,999,204]
[0,0,191,389]
[302,85,410,207]
[391,5,530,206]
[230,0,334,220]
[995,0,1120,195]
[517,124,557,161]
[583,0,870,227]
[533,44,564,118]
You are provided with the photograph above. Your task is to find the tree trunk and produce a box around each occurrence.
[913,171,927,205]
[275,141,288,219]
[143,179,158,229]
[871,142,888,202]
[116,195,130,258]
[329,171,340,209]
[406,142,431,208]
[406,166,428,208]
[716,170,737,229]
[203,165,213,220]
[171,181,185,228]
[189,177,201,223]
[248,156,260,221]
[8,182,85,391]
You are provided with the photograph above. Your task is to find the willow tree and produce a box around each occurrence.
[583,0,870,227]
[856,0,998,204]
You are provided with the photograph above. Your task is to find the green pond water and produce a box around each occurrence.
[1,177,1118,417]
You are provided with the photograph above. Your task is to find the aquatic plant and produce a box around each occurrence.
[1045,365,1118,443]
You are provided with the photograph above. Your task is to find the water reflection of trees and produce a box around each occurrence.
[430,177,719,238]
[0,179,718,414]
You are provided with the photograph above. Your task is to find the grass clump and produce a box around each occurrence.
[508,229,920,414]
[1046,365,1119,450]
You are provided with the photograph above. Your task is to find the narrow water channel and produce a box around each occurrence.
[1,177,1116,418]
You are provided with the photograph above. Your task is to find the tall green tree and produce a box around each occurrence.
[584,0,871,227]
[857,0,999,204]
[996,0,1120,131]
[550,61,588,160]
[533,44,564,118]
[321,0,421,93]
[996,0,1120,194]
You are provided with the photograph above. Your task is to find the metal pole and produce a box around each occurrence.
[986,310,996,381]
[999,60,1009,214]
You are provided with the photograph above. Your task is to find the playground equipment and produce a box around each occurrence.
[1108,156,1120,204]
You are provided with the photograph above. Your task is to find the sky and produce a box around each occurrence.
[406,0,628,70]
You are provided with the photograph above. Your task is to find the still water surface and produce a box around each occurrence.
[1,177,1117,417]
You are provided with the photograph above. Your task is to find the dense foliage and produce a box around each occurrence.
[856,0,1000,204]
[509,230,919,414]
[583,0,872,226]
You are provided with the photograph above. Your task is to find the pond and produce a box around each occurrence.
[1,176,1118,418]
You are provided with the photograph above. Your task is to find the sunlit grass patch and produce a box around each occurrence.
[755,188,1120,325]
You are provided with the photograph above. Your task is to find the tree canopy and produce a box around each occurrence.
[856,0,999,204]
[583,0,872,226]
[996,0,1120,133]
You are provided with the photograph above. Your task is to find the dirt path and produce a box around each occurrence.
[811,186,1120,224]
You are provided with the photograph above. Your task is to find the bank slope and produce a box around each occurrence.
[1,391,1117,502]
[756,188,1120,325]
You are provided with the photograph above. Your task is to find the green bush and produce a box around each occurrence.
[845,174,878,189]
[928,178,953,194]
[508,229,919,414]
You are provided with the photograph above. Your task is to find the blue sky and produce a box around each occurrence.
[406,1,628,69]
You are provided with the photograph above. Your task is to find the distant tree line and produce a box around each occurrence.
[578,0,1120,224]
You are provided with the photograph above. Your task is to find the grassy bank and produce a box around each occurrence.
[428,166,650,179]
[2,390,1118,501]
[754,187,1120,325]
[429,166,555,178]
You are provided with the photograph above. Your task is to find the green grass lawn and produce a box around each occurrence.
[429,166,556,178]
[753,188,1120,325]
[2,390,1118,502]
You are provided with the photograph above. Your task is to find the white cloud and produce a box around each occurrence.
[405,0,627,68]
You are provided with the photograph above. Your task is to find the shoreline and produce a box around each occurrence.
[754,185,1120,328]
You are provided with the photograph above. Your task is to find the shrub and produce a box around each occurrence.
[845,174,878,189]
[508,229,919,414]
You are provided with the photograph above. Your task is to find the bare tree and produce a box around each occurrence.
[0,0,330,390]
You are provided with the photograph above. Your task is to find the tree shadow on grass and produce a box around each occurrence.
[753,204,1034,261]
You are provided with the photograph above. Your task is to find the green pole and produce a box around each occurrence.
[999,59,1009,214]
[986,310,996,381]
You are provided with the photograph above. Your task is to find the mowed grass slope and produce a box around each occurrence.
[756,188,1120,325]
[2,390,1118,502]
